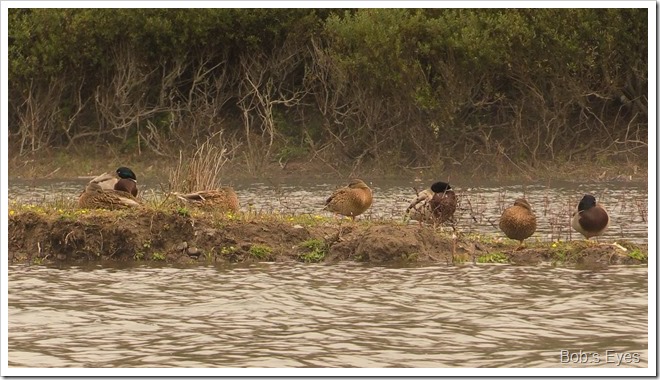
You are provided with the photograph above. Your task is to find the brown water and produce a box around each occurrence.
[8,262,648,368]
[8,178,649,244]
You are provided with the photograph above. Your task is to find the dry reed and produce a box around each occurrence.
[168,131,233,193]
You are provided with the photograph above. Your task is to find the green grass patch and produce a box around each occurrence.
[220,245,237,256]
[248,244,272,260]
[176,207,190,217]
[152,252,166,261]
[476,252,509,264]
[547,241,589,264]
[628,249,647,263]
[299,238,328,263]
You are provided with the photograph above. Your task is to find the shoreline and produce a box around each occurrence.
[8,207,648,269]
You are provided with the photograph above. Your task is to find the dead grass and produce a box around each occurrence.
[167,131,234,193]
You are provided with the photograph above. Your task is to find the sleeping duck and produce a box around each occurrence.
[499,198,537,248]
[572,194,609,239]
[174,188,240,213]
[78,181,141,210]
[89,166,138,197]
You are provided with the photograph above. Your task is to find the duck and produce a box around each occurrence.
[89,167,138,197]
[572,194,609,239]
[78,181,142,210]
[428,181,457,224]
[174,188,240,213]
[405,188,435,224]
[499,198,537,248]
[324,179,373,220]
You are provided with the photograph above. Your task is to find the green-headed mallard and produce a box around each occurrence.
[324,179,373,220]
[405,188,435,224]
[90,167,138,197]
[499,198,537,248]
[428,181,457,224]
[572,194,609,239]
[174,188,240,213]
[78,181,141,210]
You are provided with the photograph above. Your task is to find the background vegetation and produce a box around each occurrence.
[8,8,648,176]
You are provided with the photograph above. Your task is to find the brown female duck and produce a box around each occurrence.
[78,181,141,210]
[499,198,537,248]
[174,188,240,213]
[324,179,373,220]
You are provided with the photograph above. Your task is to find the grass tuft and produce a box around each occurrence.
[476,252,509,264]
[299,239,328,263]
[248,244,272,260]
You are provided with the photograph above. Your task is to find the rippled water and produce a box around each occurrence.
[8,178,649,244]
[8,262,648,368]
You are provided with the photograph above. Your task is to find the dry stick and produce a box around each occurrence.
[498,147,533,181]
[461,196,481,224]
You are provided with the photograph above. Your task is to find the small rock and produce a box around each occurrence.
[175,242,188,251]
[293,224,304,229]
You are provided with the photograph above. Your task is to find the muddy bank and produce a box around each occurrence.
[8,209,647,269]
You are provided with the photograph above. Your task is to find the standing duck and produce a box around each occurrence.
[499,198,537,248]
[428,181,457,224]
[90,167,139,197]
[572,194,609,239]
[324,179,373,221]
[174,188,240,213]
[78,181,141,210]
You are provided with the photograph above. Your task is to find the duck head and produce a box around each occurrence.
[116,167,137,181]
[513,198,533,211]
[348,179,369,189]
[430,181,452,193]
[577,194,597,212]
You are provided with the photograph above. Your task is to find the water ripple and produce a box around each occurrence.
[8,263,648,368]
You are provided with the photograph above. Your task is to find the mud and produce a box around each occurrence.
[8,210,647,269]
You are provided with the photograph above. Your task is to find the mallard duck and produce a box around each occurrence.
[78,182,141,210]
[324,179,373,220]
[499,198,537,248]
[428,181,457,224]
[572,194,609,239]
[90,167,138,197]
[405,188,435,224]
[174,188,240,213]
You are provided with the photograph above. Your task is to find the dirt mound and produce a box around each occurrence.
[8,210,648,269]
[325,225,455,263]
